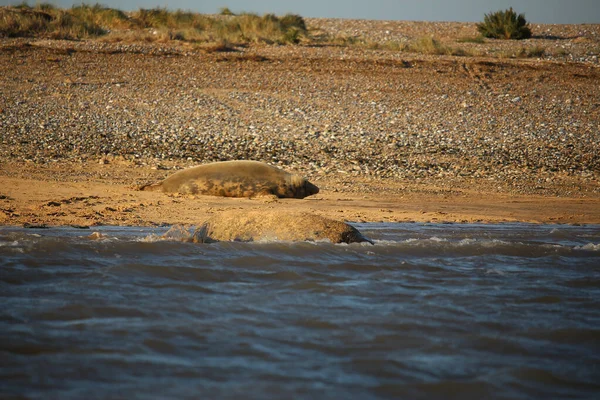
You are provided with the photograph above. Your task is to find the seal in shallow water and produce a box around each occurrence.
[197,210,373,244]
[140,160,319,199]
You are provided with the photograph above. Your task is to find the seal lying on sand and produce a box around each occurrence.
[140,160,319,199]
[168,210,373,244]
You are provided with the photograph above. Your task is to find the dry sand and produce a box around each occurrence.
[1,159,598,227]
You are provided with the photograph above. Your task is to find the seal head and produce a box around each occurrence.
[284,175,319,199]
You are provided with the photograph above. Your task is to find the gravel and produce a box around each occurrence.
[1,19,599,197]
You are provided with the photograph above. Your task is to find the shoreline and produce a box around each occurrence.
[1,160,599,227]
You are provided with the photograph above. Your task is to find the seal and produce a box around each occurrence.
[140,160,319,199]
[193,209,373,244]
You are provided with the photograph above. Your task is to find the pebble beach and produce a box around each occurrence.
[1,18,599,226]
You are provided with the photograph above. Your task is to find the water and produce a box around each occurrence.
[1,223,599,400]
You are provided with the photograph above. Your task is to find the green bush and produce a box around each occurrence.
[477,7,532,40]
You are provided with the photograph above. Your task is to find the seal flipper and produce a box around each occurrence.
[138,182,163,192]
[251,188,279,201]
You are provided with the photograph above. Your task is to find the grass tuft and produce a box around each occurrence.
[70,3,130,29]
[280,13,307,32]
[522,45,545,58]
[406,36,470,56]
[457,35,485,44]
[477,7,532,40]
[48,9,106,39]
[495,45,546,59]
[408,36,448,54]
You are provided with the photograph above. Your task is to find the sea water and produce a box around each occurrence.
[1,223,599,399]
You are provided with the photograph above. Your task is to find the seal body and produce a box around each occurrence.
[141,160,319,199]
[200,210,373,244]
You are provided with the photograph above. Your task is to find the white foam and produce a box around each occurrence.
[138,234,165,243]
[429,236,447,242]
[577,243,600,251]
[480,239,512,248]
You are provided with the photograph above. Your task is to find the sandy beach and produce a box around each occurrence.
[1,19,599,227]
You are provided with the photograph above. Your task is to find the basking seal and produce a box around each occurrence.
[140,160,319,199]
[195,209,373,244]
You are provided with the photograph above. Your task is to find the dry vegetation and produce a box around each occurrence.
[3,3,590,60]
[0,3,309,45]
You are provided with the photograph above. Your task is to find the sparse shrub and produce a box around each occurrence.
[496,45,546,59]
[524,45,545,57]
[477,8,532,40]
[133,8,175,28]
[169,28,199,41]
[219,12,307,44]
[49,9,106,39]
[70,3,131,30]
[14,2,32,9]
[131,7,213,42]
[382,40,404,51]
[450,47,471,57]
[219,7,234,16]
[494,49,514,58]
[262,13,278,23]
[330,35,362,46]
[513,45,546,58]
[280,13,306,33]
[282,27,302,44]
[0,7,50,37]
[407,36,450,55]
[36,3,56,12]
[406,36,471,56]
